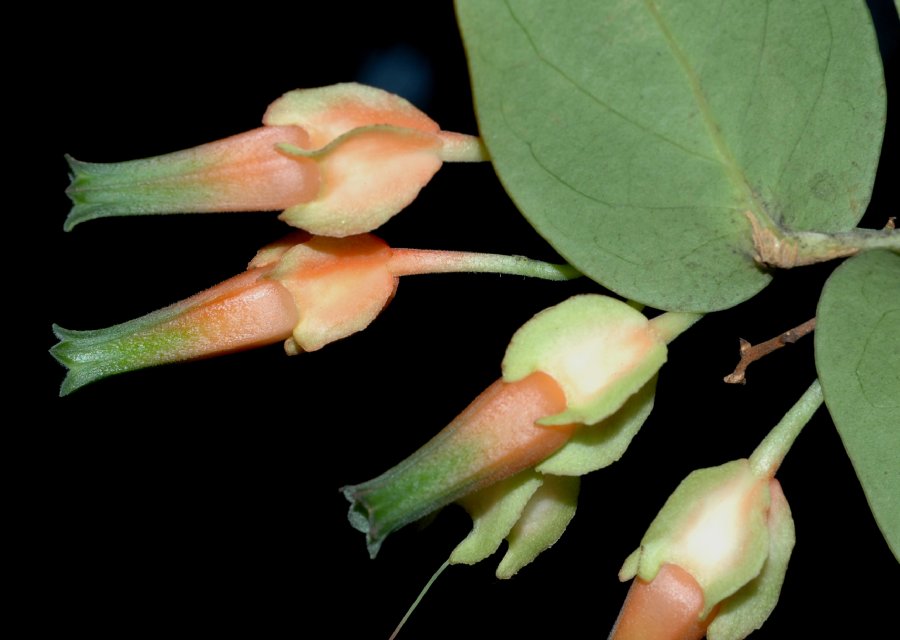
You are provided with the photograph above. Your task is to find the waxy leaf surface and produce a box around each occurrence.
[457,0,885,310]
[816,250,900,561]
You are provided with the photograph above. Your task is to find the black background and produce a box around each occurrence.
[27,2,898,638]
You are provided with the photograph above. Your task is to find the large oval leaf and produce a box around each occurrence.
[816,250,900,561]
[457,0,885,311]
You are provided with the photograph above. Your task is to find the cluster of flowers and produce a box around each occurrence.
[54,83,569,393]
[56,83,798,640]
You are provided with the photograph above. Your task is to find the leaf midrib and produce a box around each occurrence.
[501,0,720,165]
[644,0,774,229]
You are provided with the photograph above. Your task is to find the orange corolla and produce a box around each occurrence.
[610,564,714,640]
[344,296,700,558]
[65,83,487,235]
[51,233,576,395]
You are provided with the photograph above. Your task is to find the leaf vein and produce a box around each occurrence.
[739,0,771,132]
[643,0,773,227]
[502,0,719,165]
[773,0,833,213]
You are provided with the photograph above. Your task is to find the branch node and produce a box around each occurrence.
[724,318,816,385]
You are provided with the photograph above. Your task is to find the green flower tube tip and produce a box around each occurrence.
[51,234,578,395]
[344,295,702,558]
[65,83,488,235]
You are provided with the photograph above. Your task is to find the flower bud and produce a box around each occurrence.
[344,372,573,558]
[65,83,487,234]
[52,265,299,396]
[344,295,676,557]
[613,460,795,640]
[52,234,574,395]
[65,126,318,229]
[50,233,395,395]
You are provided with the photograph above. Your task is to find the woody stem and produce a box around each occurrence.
[724,318,816,385]
[746,211,899,268]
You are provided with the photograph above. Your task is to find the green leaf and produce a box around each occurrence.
[815,250,900,561]
[457,0,885,311]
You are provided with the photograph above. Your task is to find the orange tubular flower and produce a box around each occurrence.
[611,463,795,640]
[65,83,487,235]
[347,371,574,558]
[51,234,577,395]
[609,380,826,640]
[344,296,701,558]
